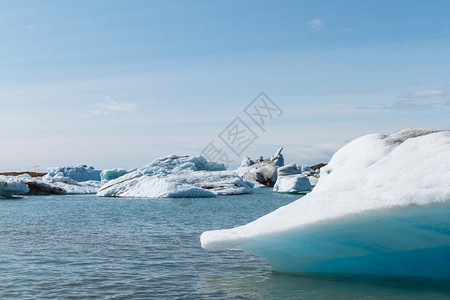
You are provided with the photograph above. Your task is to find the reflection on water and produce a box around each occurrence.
[170,197,197,207]
[200,266,450,300]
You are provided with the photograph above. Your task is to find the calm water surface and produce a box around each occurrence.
[0,189,448,299]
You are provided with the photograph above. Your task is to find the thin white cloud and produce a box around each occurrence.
[403,89,448,98]
[90,97,137,115]
[307,18,325,30]
[357,100,449,111]
[357,89,450,111]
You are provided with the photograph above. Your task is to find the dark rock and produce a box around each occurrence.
[24,181,66,195]
[310,163,327,171]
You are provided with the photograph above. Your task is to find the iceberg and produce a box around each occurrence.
[236,148,284,187]
[0,173,101,195]
[97,155,252,198]
[38,165,103,193]
[43,175,103,194]
[269,147,285,167]
[100,168,128,181]
[0,177,29,198]
[273,163,312,193]
[44,165,102,182]
[240,156,254,168]
[201,129,450,278]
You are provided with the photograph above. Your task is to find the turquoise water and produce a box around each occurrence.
[0,189,449,299]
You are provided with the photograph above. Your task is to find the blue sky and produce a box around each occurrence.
[1,0,450,171]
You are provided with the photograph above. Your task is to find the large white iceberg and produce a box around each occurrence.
[201,129,450,278]
[97,155,252,198]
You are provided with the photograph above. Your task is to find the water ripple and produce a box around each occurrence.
[1,191,448,299]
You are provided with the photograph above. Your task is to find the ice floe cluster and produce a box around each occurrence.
[236,147,321,193]
[1,147,324,199]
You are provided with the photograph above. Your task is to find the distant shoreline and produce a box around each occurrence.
[0,172,47,178]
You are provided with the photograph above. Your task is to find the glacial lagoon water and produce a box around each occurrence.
[1,189,449,299]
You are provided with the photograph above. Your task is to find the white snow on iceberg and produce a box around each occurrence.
[97,155,252,198]
[201,129,450,278]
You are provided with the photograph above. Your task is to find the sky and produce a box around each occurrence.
[1,0,450,172]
